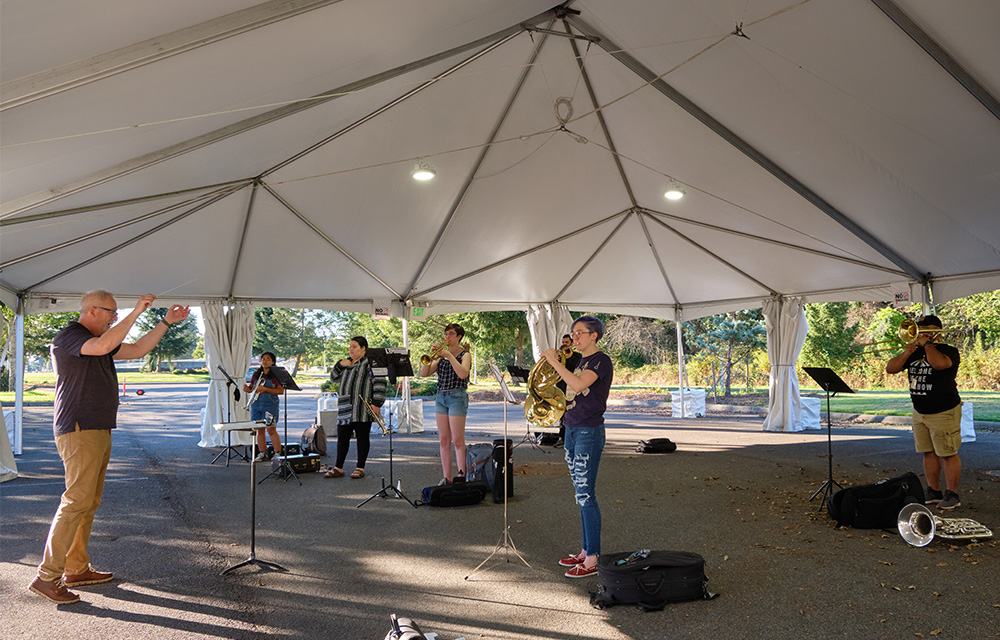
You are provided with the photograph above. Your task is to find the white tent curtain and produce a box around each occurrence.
[526,303,575,362]
[761,296,811,433]
[199,300,255,447]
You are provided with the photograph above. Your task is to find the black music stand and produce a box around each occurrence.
[212,365,250,466]
[467,361,530,579]
[358,349,418,509]
[259,366,302,485]
[506,365,529,386]
[216,421,287,575]
[804,367,855,510]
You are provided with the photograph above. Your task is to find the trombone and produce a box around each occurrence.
[850,319,965,355]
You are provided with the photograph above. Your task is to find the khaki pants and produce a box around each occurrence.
[37,427,112,580]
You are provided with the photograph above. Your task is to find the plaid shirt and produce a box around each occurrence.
[330,357,387,425]
[436,350,469,391]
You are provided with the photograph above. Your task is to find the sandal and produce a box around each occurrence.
[324,468,344,478]
[350,468,365,479]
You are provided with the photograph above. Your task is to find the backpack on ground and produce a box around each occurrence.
[636,438,677,453]
[491,438,513,503]
[300,423,327,456]
[591,550,718,612]
[827,471,924,529]
[417,477,489,507]
[466,442,495,489]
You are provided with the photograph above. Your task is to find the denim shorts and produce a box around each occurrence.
[435,388,469,417]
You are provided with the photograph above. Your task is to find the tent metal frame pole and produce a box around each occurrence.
[405,19,556,299]
[25,188,242,291]
[0,180,251,228]
[0,0,348,112]
[1,7,561,220]
[675,306,685,417]
[643,212,776,294]
[555,211,634,300]
[564,14,925,282]
[228,181,261,298]
[870,0,1000,122]
[417,209,631,298]
[13,295,25,455]
[0,182,249,271]
[259,183,401,298]
[643,208,907,277]
[262,29,527,178]
[636,213,680,303]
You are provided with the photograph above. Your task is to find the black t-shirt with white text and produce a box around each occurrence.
[903,343,961,415]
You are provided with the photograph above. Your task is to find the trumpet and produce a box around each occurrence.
[850,319,965,355]
[420,344,443,366]
[361,396,389,435]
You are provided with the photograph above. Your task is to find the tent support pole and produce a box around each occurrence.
[13,295,25,455]
[675,307,685,416]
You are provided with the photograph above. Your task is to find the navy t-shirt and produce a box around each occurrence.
[563,351,614,429]
[51,321,121,436]
[904,344,961,415]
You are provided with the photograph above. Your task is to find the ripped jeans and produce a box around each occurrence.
[564,425,606,556]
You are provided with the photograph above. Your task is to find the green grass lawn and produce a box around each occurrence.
[4,373,998,421]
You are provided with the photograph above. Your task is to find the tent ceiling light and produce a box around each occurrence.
[664,183,686,200]
[411,161,436,181]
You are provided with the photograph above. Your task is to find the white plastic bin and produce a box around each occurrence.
[670,388,706,418]
[316,392,337,422]
[800,397,822,430]
[961,402,975,443]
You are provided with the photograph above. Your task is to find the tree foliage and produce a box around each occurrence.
[602,316,677,367]
[134,308,199,371]
[253,308,331,375]
[799,302,858,370]
[689,310,766,397]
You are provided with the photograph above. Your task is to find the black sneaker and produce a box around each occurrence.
[937,491,960,510]
[925,488,944,505]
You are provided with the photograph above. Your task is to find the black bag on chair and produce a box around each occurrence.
[592,550,718,612]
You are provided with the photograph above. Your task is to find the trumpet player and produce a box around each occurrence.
[326,336,387,479]
[419,323,471,485]
[243,352,283,462]
[886,315,963,510]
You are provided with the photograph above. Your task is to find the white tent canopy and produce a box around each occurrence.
[2,0,998,318]
[2,2,999,440]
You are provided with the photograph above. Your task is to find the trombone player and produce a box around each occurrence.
[886,315,963,510]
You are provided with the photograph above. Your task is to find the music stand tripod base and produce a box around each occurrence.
[803,367,854,511]
[215,421,288,575]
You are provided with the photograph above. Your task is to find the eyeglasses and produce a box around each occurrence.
[571,329,594,338]
[444,331,458,337]
[95,306,118,315]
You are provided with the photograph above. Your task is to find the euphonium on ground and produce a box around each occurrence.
[524,347,573,427]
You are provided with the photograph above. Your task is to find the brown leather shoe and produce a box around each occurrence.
[29,577,80,604]
[64,566,114,587]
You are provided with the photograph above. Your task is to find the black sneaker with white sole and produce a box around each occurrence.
[937,491,960,510]
[925,488,944,505]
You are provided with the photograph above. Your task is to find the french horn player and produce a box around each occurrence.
[539,316,613,579]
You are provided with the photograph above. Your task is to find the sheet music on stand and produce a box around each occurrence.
[506,365,529,386]
[490,361,520,405]
[268,366,300,392]
[367,348,414,385]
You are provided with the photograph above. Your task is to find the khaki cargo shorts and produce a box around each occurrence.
[912,403,962,457]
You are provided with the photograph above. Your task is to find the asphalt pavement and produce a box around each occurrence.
[2,381,998,640]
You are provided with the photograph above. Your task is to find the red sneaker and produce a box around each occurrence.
[558,554,584,567]
[564,563,598,578]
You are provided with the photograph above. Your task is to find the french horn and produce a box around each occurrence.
[897,502,992,547]
[524,347,572,428]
